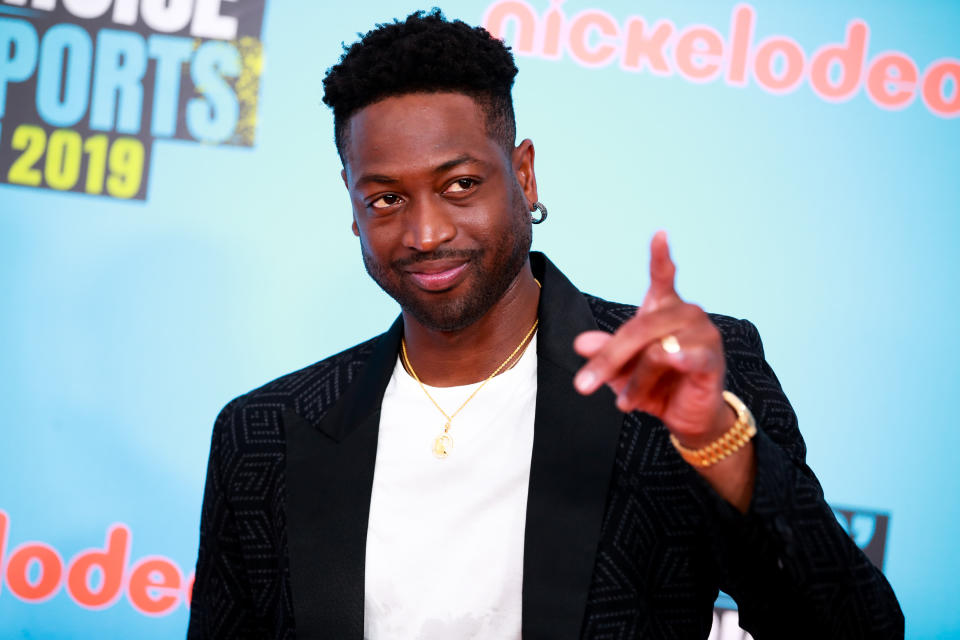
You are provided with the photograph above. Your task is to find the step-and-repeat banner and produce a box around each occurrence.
[1,1,957,638]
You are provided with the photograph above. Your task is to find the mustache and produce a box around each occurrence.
[392,248,482,269]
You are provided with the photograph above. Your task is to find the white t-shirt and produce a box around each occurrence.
[364,334,538,640]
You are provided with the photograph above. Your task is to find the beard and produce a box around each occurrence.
[361,191,532,333]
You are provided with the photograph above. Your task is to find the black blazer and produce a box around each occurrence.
[188,253,903,639]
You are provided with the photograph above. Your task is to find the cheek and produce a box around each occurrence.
[356,220,399,258]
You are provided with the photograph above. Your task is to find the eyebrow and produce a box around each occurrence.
[435,153,484,174]
[353,154,486,188]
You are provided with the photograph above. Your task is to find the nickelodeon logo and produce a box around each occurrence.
[483,1,959,117]
[0,510,193,616]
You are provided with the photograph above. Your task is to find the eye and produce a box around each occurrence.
[368,193,403,210]
[444,178,478,194]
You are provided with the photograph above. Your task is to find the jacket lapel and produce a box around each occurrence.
[285,317,402,640]
[523,253,626,640]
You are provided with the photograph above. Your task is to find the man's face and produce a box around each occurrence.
[341,92,537,332]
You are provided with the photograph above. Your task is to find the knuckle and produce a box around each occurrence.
[704,322,722,345]
[624,313,649,334]
[683,303,704,319]
[687,346,711,366]
[645,344,667,365]
[589,352,613,373]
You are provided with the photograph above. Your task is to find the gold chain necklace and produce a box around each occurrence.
[399,280,541,459]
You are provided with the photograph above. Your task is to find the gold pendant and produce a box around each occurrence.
[432,433,454,459]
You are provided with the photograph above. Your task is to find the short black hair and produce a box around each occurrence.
[322,9,519,162]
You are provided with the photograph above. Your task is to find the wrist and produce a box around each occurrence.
[670,391,757,468]
[674,396,736,450]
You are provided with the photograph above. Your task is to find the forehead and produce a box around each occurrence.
[343,92,503,177]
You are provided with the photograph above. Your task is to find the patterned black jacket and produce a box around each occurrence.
[188,253,903,639]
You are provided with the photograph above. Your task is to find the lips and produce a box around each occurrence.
[404,261,469,292]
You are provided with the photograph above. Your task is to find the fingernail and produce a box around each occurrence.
[575,370,596,393]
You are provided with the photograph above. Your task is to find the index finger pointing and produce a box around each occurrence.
[642,230,679,311]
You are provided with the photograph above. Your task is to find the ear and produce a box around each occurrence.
[511,139,538,210]
[352,220,360,237]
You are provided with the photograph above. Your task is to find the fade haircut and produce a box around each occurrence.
[322,9,519,163]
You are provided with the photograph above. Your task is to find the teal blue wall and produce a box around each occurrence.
[1,1,956,637]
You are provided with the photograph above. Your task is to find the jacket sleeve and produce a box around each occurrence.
[187,398,263,639]
[697,316,904,639]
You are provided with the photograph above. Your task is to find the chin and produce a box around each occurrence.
[401,287,491,333]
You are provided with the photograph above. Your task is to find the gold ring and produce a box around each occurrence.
[661,334,681,354]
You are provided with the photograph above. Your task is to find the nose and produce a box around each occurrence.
[402,195,456,252]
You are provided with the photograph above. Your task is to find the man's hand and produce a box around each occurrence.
[573,231,730,447]
[572,231,755,511]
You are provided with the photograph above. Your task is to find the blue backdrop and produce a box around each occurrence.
[1,1,957,637]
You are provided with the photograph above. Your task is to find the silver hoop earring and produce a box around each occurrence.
[531,201,548,224]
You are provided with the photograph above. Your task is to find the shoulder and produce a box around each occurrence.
[581,292,638,332]
[211,334,384,444]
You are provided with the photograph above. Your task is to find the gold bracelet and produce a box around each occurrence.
[670,391,757,468]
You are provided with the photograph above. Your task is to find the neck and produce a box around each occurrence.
[401,261,540,387]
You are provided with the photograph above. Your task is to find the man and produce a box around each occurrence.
[188,10,902,639]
